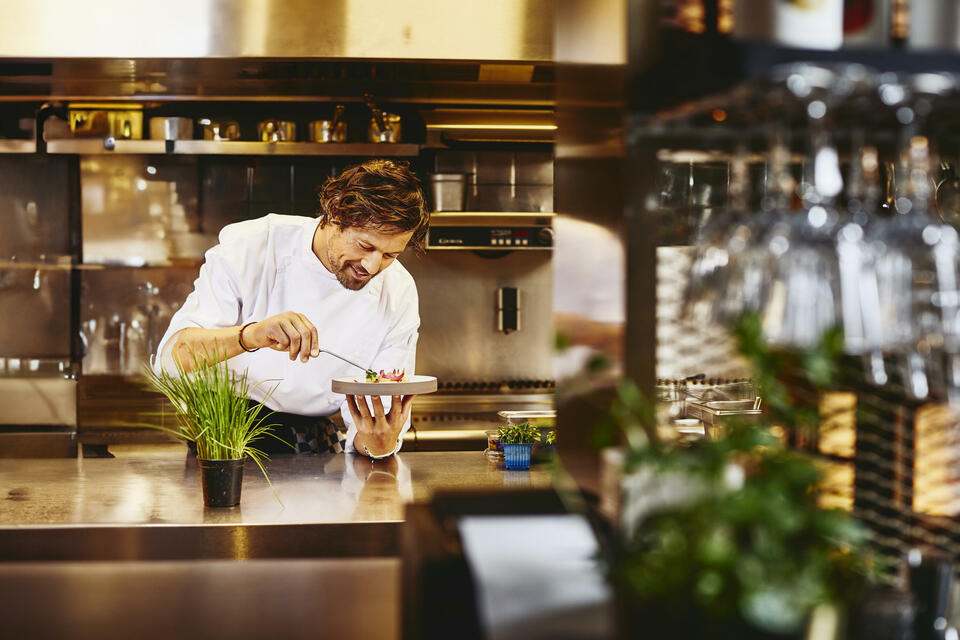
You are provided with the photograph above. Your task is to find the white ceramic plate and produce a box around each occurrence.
[331,374,438,396]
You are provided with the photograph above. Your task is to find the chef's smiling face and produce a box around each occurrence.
[315,224,414,291]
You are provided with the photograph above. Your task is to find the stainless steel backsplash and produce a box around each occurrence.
[0,151,557,428]
[0,267,73,359]
[403,249,554,382]
[433,150,553,213]
[80,266,199,376]
[77,151,557,381]
[73,250,556,383]
[0,155,75,360]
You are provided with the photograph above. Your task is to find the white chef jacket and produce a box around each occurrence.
[552,215,625,381]
[154,213,420,455]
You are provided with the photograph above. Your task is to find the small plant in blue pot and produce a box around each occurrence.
[497,422,541,470]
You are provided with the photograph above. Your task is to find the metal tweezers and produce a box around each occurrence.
[318,347,377,378]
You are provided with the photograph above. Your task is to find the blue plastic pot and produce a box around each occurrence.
[503,443,533,470]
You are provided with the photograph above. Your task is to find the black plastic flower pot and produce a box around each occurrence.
[198,458,244,507]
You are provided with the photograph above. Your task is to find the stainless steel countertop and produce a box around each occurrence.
[0,452,560,639]
[0,450,552,527]
[0,558,400,640]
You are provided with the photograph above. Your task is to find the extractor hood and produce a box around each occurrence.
[0,0,552,61]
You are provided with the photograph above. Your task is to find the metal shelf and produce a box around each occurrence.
[0,259,74,270]
[429,212,555,224]
[631,37,960,116]
[46,139,167,154]
[0,139,36,153]
[175,141,420,156]
[45,138,421,157]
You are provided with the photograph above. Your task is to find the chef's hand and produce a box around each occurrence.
[347,394,415,457]
[241,312,319,362]
[351,452,400,479]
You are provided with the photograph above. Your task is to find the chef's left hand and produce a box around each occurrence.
[346,394,415,457]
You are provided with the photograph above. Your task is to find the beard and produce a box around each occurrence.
[329,250,372,291]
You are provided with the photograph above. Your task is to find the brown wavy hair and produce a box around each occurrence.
[317,159,429,253]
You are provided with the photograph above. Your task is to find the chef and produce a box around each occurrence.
[153,159,429,458]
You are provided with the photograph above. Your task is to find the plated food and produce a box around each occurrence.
[331,374,437,396]
[365,368,408,383]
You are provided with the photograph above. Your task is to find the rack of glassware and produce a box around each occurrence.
[636,61,960,560]
[651,64,960,404]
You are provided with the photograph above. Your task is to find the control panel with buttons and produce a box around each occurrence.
[428,224,553,250]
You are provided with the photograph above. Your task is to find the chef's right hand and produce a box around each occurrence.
[241,312,319,363]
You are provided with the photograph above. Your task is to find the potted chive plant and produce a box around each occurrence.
[143,348,283,507]
[497,422,541,470]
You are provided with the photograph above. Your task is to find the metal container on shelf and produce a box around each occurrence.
[198,119,241,141]
[428,173,471,212]
[148,117,193,140]
[68,104,143,139]
[496,409,555,426]
[364,93,401,143]
[684,398,763,440]
[308,105,347,143]
[368,111,402,143]
[257,119,296,142]
[308,119,347,143]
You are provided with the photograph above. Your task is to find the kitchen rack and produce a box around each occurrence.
[0,139,35,153]
[40,139,421,157]
[626,23,960,568]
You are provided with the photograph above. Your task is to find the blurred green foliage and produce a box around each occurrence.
[497,421,542,445]
[607,313,879,636]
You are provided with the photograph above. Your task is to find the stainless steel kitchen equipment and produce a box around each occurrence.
[149,117,194,140]
[368,111,402,143]
[497,409,556,425]
[433,149,554,212]
[365,94,401,143]
[0,48,557,452]
[408,388,554,451]
[0,0,554,61]
[684,397,762,423]
[428,173,470,212]
[0,154,78,455]
[684,398,763,440]
[402,240,553,450]
[258,119,296,142]
[421,109,556,145]
[69,104,143,139]
[198,119,241,141]
[385,148,557,450]
[427,213,554,250]
[308,105,347,143]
